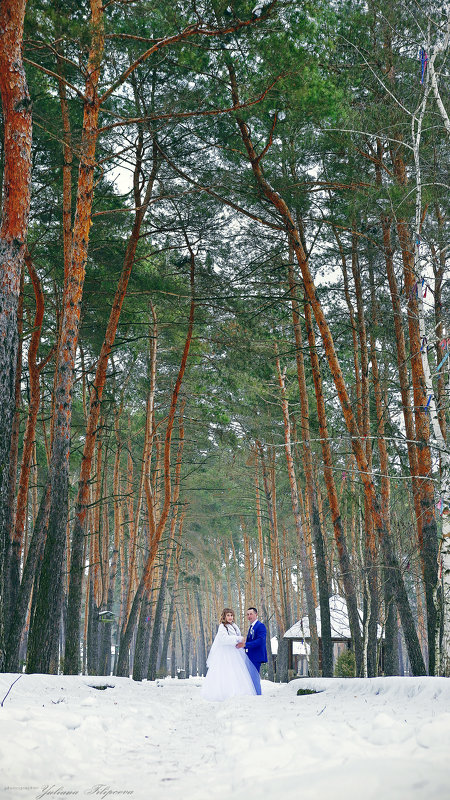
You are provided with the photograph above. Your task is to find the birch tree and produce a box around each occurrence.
[410,11,450,674]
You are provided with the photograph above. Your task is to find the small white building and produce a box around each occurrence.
[283,594,382,675]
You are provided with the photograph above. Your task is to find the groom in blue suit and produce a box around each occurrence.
[236,606,267,695]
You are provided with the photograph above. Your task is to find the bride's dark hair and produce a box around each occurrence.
[220,608,235,628]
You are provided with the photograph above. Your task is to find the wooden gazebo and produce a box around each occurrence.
[283,594,383,675]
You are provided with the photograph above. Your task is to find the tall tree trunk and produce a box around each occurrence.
[132,586,152,682]
[381,215,432,669]
[136,305,158,540]
[383,568,399,676]
[147,405,184,680]
[5,481,51,671]
[87,571,100,676]
[383,28,439,670]
[319,250,362,673]
[184,632,191,678]
[4,266,24,639]
[8,255,52,636]
[166,516,184,676]
[350,230,378,676]
[27,0,105,675]
[195,589,207,677]
[147,547,172,681]
[242,520,252,623]
[368,255,398,674]
[285,248,332,675]
[98,504,112,676]
[254,447,274,680]
[0,0,32,669]
[275,349,320,675]
[381,217,423,541]
[56,47,73,287]
[396,212,439,675]
[269,458,288,629]
[170,623,177,679]
[256,442,284,635]
[159,592,175,677]
[169,553,186,682]
[124,421,137,628]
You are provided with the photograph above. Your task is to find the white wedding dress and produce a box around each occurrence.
[201,622,257,702]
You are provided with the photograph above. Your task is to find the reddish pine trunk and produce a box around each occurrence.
[8,255,50,623]
[381,216,422,514]
[396,216,439,675]
[56,52,73,287]
[0,0,32,667]
[350,231,378,676]
[368,259,399,674]
[334,228,362,428]
[27,0,105,675]
[389,148,439,674]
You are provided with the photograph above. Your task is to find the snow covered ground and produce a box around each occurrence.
[1,673,449,800]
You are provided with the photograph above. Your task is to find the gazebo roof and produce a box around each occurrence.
[283,594,383,640]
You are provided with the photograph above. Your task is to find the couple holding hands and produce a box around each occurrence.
[201,606,267,702]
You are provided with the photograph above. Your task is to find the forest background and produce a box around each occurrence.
[0,0,448,684]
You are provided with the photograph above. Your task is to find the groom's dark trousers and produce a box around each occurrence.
[245,620,267,695]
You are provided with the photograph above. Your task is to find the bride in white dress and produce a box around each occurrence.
[201,608,257,702]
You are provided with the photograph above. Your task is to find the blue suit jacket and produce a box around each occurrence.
[245,620,267,667]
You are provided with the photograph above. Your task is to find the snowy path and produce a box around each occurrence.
[1,674,449,800]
